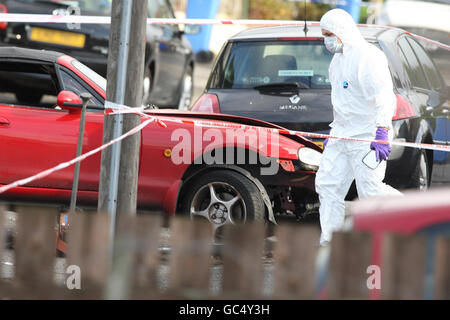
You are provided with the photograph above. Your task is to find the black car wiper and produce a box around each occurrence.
[253,82,309,96]
[254,82,309,92]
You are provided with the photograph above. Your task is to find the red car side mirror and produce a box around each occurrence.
[57,91,82,113]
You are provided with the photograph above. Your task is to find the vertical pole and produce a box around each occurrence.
[70,93,91,212]
[99,0,146,236]
[99,0,148,299]
[106,0,132,246]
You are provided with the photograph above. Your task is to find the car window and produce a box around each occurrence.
[373,41,404,90]
[387,62,404,91]
[59,69,103,107]
[407,37,443,91]
[0,60,59,108]
[209,43,233,88]
[71,60,106,92]
[212,40,333,89]
[397,37,429,90]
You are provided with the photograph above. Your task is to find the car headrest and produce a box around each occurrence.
[263,55,297,69]
[260,55,298,80]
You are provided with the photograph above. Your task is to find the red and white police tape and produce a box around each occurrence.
[155,116,450,152]
[105,102,449,153]
[0,14,449,194]
[0,101,449,195]
[0,13,449,50]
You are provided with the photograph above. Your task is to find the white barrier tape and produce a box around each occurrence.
[156,116,450,153]
[0,13,312,25]
[104,101,167,128]
[0,117,155,195]
[290,131,450,153]
[99,102,450,153]
[104,101,147,115]
[0,13,111,24]
[0,14,449,50]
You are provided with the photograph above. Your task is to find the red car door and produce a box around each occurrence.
[0,104,104,192]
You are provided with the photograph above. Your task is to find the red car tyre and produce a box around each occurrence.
[180,170,266,230]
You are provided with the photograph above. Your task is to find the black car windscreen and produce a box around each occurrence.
[213,40,333,90]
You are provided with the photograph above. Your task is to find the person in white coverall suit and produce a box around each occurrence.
[316,9,402,245]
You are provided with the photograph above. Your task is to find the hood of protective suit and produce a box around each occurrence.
[320,9,365,49]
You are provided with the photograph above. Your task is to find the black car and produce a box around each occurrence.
[0,0,197,109]
[192,25,450,193]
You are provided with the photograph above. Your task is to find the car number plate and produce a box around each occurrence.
[30,27,86,48]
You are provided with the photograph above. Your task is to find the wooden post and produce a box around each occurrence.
[327,231,373,299]
[0,204,6,294]
[65,212,111,299]
[221,223,266,299]
[167,217,213,299]
[98,0,148,235]
[0,204,5,265]
[106,212,164,299]
[13,205,59,299]
[434,236,450,300]
[381,233,427,299]
[104,214,138,299]
[130,213,163,299]
[273,223,320,299]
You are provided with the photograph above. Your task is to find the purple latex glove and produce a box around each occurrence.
[370,128,391,161]
[323,138,329,149]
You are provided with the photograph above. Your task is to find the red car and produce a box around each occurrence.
[316,188,450,300]
[0,46,323,230]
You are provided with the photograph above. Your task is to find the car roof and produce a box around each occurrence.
[229,24,402,43]
[0,46,64,63]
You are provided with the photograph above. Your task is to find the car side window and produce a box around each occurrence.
[389,64,404,91]
[0,61,59,108]
[397,37,429,90]
[373,41,403,90]
[59,69,103,108]
[210,43,233,88]
[407,37,443,91]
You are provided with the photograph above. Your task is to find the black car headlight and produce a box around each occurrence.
[298,147,322,171]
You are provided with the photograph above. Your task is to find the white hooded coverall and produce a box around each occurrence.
[316,9,402,244]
